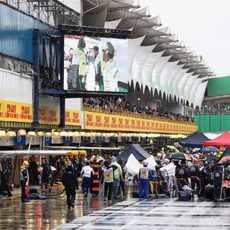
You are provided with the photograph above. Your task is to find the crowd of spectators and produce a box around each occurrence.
[83,97,193,122]
[195,104,230,115]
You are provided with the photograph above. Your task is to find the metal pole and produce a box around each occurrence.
[28,136,33,151]
[59,34,65,128]
[32,29,40,127]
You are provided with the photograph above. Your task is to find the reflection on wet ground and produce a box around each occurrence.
[54,198,230,230]
[0,189,129,230]
[1,189,230,230]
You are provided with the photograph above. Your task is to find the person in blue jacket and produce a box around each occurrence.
[139,161,152,199]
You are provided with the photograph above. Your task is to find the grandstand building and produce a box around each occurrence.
[194,75,230,132]
[0,0,213,147]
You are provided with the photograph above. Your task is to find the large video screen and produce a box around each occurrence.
[64,35,128,92]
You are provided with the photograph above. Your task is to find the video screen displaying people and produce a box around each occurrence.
[64,35,128,92]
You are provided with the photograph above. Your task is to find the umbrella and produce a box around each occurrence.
[205,155,218,163]
[167,145,179,152]
[171,152,191,161]
[218,156,230,164]
[200,146,219,153]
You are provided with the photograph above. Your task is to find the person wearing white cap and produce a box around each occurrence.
[139,161,152,199]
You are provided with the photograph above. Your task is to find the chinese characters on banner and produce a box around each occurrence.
[65,110,81,126]
[84,112,197,134]
[0,100,197,134]
[0,100,32,122]
[0,100,81,127]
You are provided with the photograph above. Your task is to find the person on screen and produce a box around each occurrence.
[102,42,118,92]
[71,38,87,90]
[66,48,74,84]
[93,46,103,91]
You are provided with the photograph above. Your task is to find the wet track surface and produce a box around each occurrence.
[0,191,230,230]
[55,198,230,230]
[0,190,115,230]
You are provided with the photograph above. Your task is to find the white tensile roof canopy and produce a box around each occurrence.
[82,0,214,108]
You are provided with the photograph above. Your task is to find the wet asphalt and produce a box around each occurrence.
[0,189,230,230]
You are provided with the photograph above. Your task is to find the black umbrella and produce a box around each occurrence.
[205,155,218,163]
[171,152,191,161]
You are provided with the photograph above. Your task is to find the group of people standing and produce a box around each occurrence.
[80,155,124,202]
[135,152,225,201]
[20,158,54,202]
[61,155,125,208]
[175,157,224,200]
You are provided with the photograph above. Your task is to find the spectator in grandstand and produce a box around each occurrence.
[83,97,193,122]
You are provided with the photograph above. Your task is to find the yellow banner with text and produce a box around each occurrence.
[0,100,81,126]
[65,109,81,126]
[0,100,32,123]
[84,112,197,134]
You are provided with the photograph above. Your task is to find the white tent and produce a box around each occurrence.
[124,153,142,176]
[145,155,157,170]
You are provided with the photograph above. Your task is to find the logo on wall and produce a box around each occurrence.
[13,135,26,146]
[63,136,73,144]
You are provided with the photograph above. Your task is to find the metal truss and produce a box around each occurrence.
[0,0,81,27]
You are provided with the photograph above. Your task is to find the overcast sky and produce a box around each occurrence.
[140,0,230,77]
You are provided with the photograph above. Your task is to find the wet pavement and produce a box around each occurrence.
[0,188,125,230]
[54,198,230,230]
[0,190,230,230]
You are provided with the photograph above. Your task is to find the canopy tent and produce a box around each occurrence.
[117,144,151,162]
[203,132,230,147]
[204,133,222,140]
[179,132,210,148]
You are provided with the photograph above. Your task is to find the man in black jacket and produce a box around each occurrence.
[62,165,77,209]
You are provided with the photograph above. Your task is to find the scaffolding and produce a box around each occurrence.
[0,0,81,27]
